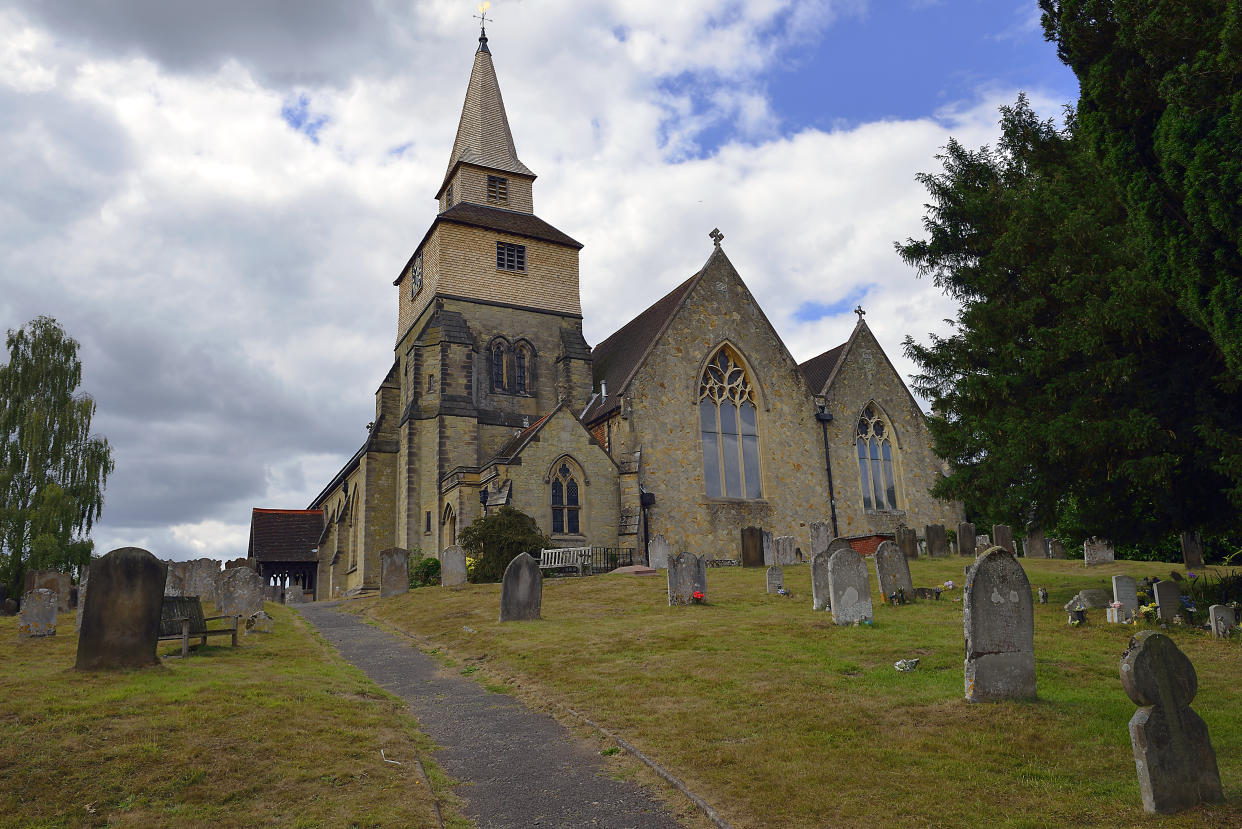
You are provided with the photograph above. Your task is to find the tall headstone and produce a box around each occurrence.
[826,547,872,625]
[896,526,918,560]
[1179,531,1204,569]
[964,548,1036,702]
[186,558,223,603]
[24,569,72,612]
[218,567,264,618]
[1112,575,1139,621]
[773,536,797,566]
[667,552,705,606]
[809,522,832,558]
[811,551,832,611]
[18,588,57,638]
[873,540,914,601]
[1048,538,1067,560]
[1120,631,1223,813]
[1083,538,1114,566]
[924,524,948,558]
[761,530,774,566]
[164,563,187,597]
[499,552,542,622]
[74,572,88,633]
[75,547,166,670]
[1153,581,1180,622]
[379,547,410,598]
[1209,605,1235,638]
[1023,526,1047,559]
[739,527,764,568]
[765,565,783,594]
[648,534,671,569]
[957,523,976,558]
[992,524,1015,555]
[441,545,468,587]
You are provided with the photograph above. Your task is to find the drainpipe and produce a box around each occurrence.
[814,396,840,539]
[639,488,655,565]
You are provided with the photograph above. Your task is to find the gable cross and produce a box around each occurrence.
[709,227,724,248]
[854,305,866,320]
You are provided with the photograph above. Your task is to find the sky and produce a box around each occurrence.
[0,0,1079,562]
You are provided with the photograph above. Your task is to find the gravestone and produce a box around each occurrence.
[1153,581,1181,622]
[1084,538,1115,566]
[1023,526,1047,559]
[3,598,15,615]
[182,558,222,603]
[924,524,948,558]
[811,551,832,611]
[499,552,542,622]
[284,587,304,604]
[1209,606,1234,638]
[218,567,264,618]
[18,588,57,638]
[75,547,166,670]
[1065,588,1111,609]
[762,530,773,566]
[809,522,831,558]
[648,534,671,569]
[75,572,89,632]
[1113,575,1139,621]
[1048,539,1067,559]
[667,552,706,606]
[1179,531,1204,569]
[992,524,1015,555]
[826,547,872,625]
[872,540,914,602]
[165,564,187,597]
[246,611,275,634]
[976,533,991,555]
[766,565,783,594]
[964,548,1036,702]
[24,569,72,612]
[957,523,976,558]
[379,547,410,598]
[1120,631,1223,813]
[896,526,918,561]
[773,536,797,566]
[441,545,468,587]
[740,527,764,568]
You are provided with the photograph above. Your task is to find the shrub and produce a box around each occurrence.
[459,506,549,583]
[410,556,441,588]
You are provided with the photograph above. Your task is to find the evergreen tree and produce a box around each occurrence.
[0,317,113,594]
[458,505,549,583]
[898,97,1240,547]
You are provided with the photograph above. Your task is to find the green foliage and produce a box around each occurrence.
[1040,0,1242,505]
[899,97,1241,547]
[0,317,113,595]
[410,555,441,588]
[458,506,548,583]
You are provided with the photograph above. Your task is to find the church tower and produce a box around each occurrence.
[389,26,594,554]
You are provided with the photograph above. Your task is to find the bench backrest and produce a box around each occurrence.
[539,548,589,567]
[159,596,207,637]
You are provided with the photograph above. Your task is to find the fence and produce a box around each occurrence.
[538,546,635,576]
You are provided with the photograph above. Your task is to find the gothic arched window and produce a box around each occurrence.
[550,461,581,535]
[490,339,509,392]
[699,346,762,499]
[514,341,533,395]
[856,404,898,511]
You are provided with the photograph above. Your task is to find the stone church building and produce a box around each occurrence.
[290,29,963,598]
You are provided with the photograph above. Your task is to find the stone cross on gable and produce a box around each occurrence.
[855,305,865,319]
[709,228,724,248]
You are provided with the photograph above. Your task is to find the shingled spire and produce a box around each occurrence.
[439,28,535,198]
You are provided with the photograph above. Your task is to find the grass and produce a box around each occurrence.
[0,602,466,829]
[355,556,1242,829]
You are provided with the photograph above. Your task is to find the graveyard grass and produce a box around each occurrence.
[0,603,466,829]
[358,557,1242,829]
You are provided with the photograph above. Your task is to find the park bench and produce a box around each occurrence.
[538,547,590,576]
[158,596,240,657]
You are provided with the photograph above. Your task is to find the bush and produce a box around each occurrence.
[459,506,549,583]
[410,556,440,588]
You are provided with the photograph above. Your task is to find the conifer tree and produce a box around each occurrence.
[0,317,113,594]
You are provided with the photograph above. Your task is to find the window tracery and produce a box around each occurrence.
[699,346,761,499]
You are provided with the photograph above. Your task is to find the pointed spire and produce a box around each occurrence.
[440,30,534,194]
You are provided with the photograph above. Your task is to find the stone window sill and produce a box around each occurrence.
[703,497,769,505]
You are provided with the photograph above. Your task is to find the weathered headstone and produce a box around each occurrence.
[1153,581,1181,622]
[284,587,304,604]
[740,527,764,568]
[165,564,187,597]
[992,524,1015,555]
[18,588,57,638]
[872,540,914,602]
[1048,538,1067,559]
[218,567,264,618]
[3,598,15,615]
[379,547,410,598]
[1084,538,1115,566]
[75,572,89,632]
[1023,526,1047,559]
[761,530,773,566]
[74,547,166,670]
[667,552,705,606]
[773,536,797,566]
[24,569,72,612]
[976,533,991,554]
[957,522,976,558]
[648,534,671,569]
[1113,575,1139,621]
[896,526,918,561]
[246,611,274,634]
[826,547,872,625]
[766,565,783,594]
[809,522,831,557]
[1179,531,1204,569]
[1120,631,1223,813]
[811,551,831,611]
[925,524,948,558]
[441,545,468,587]
[964,548,1036,702]
[499,552,542,622]
[1065,588,1111,610]
[1209,605,1235,638]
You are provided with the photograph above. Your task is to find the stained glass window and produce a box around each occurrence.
[856,405,898,511]
[699,346,761,499]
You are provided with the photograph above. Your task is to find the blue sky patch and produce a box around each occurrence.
[281,93,329,144]
[793,287,876,322]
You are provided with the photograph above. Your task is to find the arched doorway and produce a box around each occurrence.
[442,503,457,548]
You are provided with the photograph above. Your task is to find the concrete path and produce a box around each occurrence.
[299,602,685,829]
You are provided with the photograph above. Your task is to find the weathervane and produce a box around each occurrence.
[474,1,493,32]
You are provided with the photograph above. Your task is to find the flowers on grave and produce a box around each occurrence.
[942,580,955,590]
[1109,600,1123,610]
[1138,602,1159,623]
[1187,571,1198,580]
[1180,595,1197,612]
[690,590,706,604]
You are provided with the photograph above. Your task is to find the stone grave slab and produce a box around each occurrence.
[219,567,264,618]
[740,527,764,568]
[811,551,831,611]
[896,526,918,560]
[1084,538,1115,566]
[1153,581,1181,622]
[925,524,948,557]
[1023,526,1047,559]
[827,547,872,625]
[873,540,914,602]
[379,547,410,598]
[1048,539,1067,559]
[1209,606,1235,638]
[1112,575,1139,621]
[1179,531,1204,569]
[809,522,831,558]
[499,553,542,622]
[766,565,783,594]
[18,588,57,638]
[957,522,976,558]
[762,530,773,566]
[964,548,1036,702]
[24,569,72,612]
[648,534,671,569]
[773,536,797,566]
[441,545,468,587]
[75,547,166,670]
[667,552,706,606]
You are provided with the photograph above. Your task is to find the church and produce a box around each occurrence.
[286,28,963,599]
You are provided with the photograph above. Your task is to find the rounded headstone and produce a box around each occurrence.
[75,547,167,670]
[499,552,542,622]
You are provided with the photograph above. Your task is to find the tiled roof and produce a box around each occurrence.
[798,343,847,395]
[248,509,323,562]
[489,411,554,463]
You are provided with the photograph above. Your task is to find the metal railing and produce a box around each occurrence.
[538,546,635,576]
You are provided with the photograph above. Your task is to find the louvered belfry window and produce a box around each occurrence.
[487,175,508,204]
[496,242,526,272]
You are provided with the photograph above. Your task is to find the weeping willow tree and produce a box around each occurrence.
[0,317,113,594]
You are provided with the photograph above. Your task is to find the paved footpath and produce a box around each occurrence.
[299,602,685,829]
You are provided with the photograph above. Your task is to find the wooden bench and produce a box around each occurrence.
[158,596,240,657]
[538,547,590,576]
